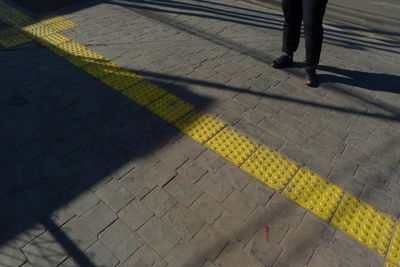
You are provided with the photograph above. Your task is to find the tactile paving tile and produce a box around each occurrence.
[332,194,395,256]
[241,145,299,191]
[147,93,195,123]
[36,33,71,46]
[121,80,168,107]
[99,68,144,91]
[206,127,259,166]
[283,167,344,221]
[21,22,57,37]
[387,223,400,265]
[174,111,227,143]
[40,15,78,31]
[385,261,398,267]
[55,41,105,67]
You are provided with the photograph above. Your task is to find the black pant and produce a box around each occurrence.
[282,0,328,66]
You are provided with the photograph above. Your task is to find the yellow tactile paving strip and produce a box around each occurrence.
[0,15,76,48]
[0,2,399,265]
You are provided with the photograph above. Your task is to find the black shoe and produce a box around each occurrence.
[305,66,317,87]
[271,55,293,69]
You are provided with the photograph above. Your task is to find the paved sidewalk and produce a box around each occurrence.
[1,0,400,266]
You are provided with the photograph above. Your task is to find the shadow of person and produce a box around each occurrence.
[318,65,400,94]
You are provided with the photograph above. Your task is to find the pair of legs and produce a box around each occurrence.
[272,0,329,86]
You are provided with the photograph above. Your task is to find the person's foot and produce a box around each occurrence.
[305,66,317,87]
[271,54,293,69]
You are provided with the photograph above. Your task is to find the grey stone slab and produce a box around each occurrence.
[191,224,229,261]
[95,179,133,212]
[118,199,153,231]
[164,175,203,206]
[219,163,251,191]
[84,241,119,267]
[137,217,181,257]
[22,231,68,267]
[163,204,205,241]
[190,193,224,225]
[67,190,100,216]
[215,243,263,267]
[60,217,97,251]
[123,244,166,267]
[0,241,27,267]
[196,171,234,203]
[195,150,226,173]
[213,210,255,247]
[99,220,144,262]
[164,241,205,267]
[81,202,117,234]
[360,184,392,212]
[177,160,208,183]
[223,189,258,220]
[142,186,177,217]
[242,179,275,207]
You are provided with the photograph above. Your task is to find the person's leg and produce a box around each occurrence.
[302,0,328,86]
[282,0,303,55]
[302,0,328,67]
[271,0,302,68]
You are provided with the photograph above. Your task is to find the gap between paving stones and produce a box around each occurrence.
[0,1,399,266]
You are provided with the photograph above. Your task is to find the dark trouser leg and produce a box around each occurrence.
[302,0,328,66]
[282,0,303,54]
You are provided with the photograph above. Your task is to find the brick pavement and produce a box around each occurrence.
[1,0,400,266]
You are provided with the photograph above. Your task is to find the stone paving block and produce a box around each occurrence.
[196,171,233,203]
[244,228,284,267]
[304,140,336,164]
[60,217,97,251]
[219,163,251,191]
[223,189,258,220]
[280,213,335,265]
[327,231,375,267]
[328,175,365,197]
[191,224,229,261]
[316,132,347,154]
[118,199,153,231]
[142,186,177,217]
[242,179,275,207]
[95,179,133,212]
[14,223,46,249]
[22,231,68,267]
[163,203,205,241]
[41,203,75,230]
[99,219,144,262]
[213,209,255,247]
[195,150,226,173]
[66,189,100,216]
[177,159,208,183]
[388,199,400,219]
[241,110,266,125]
[325,124,349,142]
[123,244,166,267]
[81,202,117,234]
[305,156,333,179]
[258,131,286,151]
[202,260,217,267]
[360,184,392,212]
[137,216,181,257]
[164,175,203,206]
[129,153,160,173]
[84,241,119,267]
[0,241,27,267]
[190,193,224,225]
[279,142,312,166]
[121,161,177,199]
[215,243,263,267]
[164,241,205,267]
[234,118,265,140]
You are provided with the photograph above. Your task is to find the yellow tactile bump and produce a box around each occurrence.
[387,223,400,265]
[206,127,259,166]
[332,194,395,256]
[52,41,105,67]
[121,80,168,107]
[35,33,72,46]
[241,145,299,191]
[283,168,344,221]
[385,261,399,267]
[40,15,78,31]
[148,93,195,123]
[99,68,145,91]
[21,22,57,38]
[174,111,227,143]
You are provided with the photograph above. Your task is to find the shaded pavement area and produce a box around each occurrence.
[1,0,400,266]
